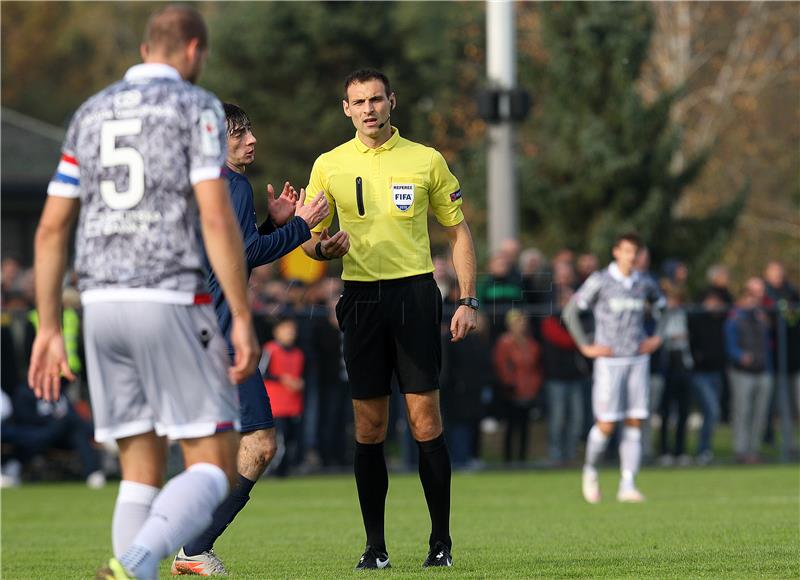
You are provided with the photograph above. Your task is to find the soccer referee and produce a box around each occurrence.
[301,69,478,569]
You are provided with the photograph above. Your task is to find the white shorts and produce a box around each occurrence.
[83,302,239,443]
[592,355,650,422]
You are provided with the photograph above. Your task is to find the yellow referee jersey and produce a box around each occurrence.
[306,128,464,282]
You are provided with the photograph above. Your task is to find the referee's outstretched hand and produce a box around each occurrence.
[296,189,329,230]
[319,227,350,259]
[450,305,478,342]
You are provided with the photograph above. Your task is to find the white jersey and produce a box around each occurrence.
[47,63,227,304]
[572,263,665,357]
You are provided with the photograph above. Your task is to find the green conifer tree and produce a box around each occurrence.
[520,2,744,285]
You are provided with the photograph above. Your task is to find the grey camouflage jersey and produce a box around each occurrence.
[47,63,226,299]
[571,263,666,357]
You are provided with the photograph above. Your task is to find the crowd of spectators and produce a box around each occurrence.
[2,245,798,484]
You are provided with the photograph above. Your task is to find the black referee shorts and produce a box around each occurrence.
[335,273,443,400]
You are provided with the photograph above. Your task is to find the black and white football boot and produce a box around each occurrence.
[422,541,453,567]
[355,545,391,570]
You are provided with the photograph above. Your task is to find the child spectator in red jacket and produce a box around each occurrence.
[263,317,304,477]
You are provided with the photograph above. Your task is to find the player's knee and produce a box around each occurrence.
[354,416,388,443]
[409,416,443,442]
[261,433,277,465]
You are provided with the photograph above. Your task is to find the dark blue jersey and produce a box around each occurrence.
[205,166,311,349]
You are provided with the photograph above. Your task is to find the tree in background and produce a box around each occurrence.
[3,1,794,284]
[641,1,799,283]
[1,2,151,125]
[517,2,743,288]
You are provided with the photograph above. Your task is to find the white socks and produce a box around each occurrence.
[119,463,229,580]
[113,480,159,559]
[584,425,610,472]
[619,426,642,490]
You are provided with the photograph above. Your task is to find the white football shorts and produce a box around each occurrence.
[592,355,650,422]
[82,301,239,443]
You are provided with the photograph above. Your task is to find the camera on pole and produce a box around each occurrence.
[476,88,531,124]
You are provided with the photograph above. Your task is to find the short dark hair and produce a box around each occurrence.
[223,103,251,136]
[343,69,391,101]
[144,4,208,54]
[613,232,643,250]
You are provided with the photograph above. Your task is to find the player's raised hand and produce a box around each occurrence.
[295,189,329,229]
[319,227,350,259]
[450,305,477,342]
[265,181,298,226]
[228,315,260,384]
[27,328,75,402]
[579,344,614,358]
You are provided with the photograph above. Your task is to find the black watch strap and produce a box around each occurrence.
[315,241,332,261]
[457,297,480,310]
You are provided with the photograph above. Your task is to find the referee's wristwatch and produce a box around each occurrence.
[457,297,480,310]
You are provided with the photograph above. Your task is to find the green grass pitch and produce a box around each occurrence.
[2,466,798,578]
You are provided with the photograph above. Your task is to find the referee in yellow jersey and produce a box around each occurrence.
[301,69,478,570]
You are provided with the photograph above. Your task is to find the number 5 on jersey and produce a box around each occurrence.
[101,119,144,210]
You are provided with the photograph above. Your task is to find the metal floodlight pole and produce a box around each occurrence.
[486,0,518,255]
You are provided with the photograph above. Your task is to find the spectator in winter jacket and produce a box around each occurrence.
[687,289,728,465]
[263,318,305,476]
[657,281,694,466]
[541,289,590,465]
[493,309,542,463]
[725,278,772,463]
[441,313,493,469]
[763,261,799,305]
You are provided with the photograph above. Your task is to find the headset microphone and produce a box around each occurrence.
[378,113,390,129]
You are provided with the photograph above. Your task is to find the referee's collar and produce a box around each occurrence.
[124,63,182,82]
[353,127,401,153]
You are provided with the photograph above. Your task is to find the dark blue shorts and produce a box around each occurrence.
[237,367,274,433]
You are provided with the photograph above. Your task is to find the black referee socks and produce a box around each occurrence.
[354,441,389,552]
[417,433,452,550]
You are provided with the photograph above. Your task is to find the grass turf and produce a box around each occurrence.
[2,465,798,578]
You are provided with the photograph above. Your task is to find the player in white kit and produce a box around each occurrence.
[562,233,665,503]
[27,6,259,579]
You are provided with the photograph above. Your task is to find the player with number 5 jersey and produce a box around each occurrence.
[30,6,258,580]
[50,62,226,298]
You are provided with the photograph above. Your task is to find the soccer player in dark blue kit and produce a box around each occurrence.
[173,104,329,575]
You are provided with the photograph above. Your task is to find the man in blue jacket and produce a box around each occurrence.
[724,277,772,464]
[173,103,331,575]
